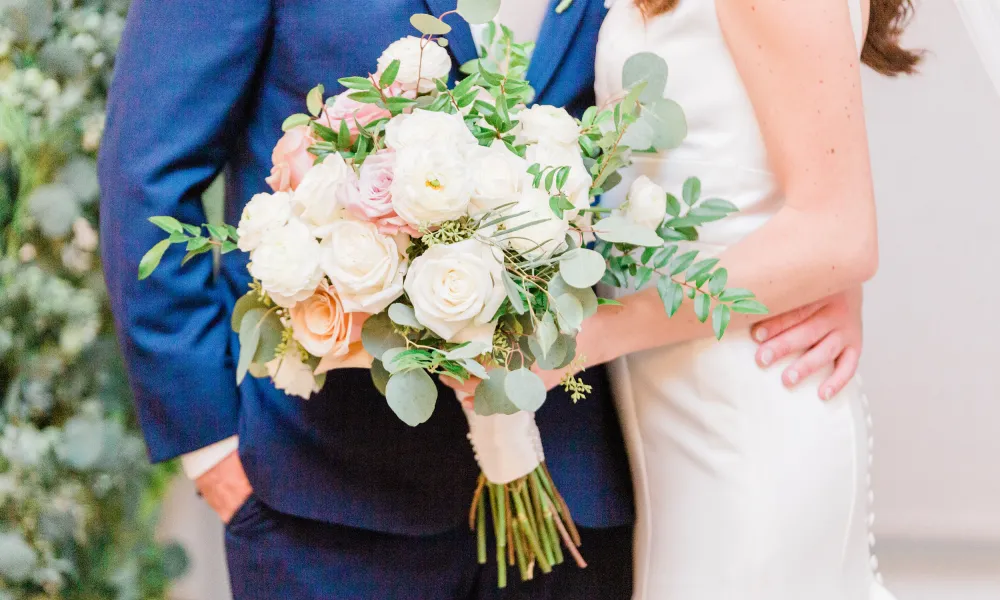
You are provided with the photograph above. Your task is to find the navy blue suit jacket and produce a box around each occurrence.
[99,0,633,535]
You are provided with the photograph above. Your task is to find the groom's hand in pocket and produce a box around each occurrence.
[751,288,863,401]
[195,451,254,524]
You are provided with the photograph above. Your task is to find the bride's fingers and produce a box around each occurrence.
[818,346,860,401]
[751,299,824,344]
[781,331,845,388]
[440,374,481,398]
[755,309,831,368]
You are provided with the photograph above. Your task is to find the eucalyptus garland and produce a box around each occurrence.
[0,1,186,598]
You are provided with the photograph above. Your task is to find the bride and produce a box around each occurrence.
[569,0,918,598]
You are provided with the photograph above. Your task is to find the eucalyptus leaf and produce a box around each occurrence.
[475,368,519,416]
[252,311,283,365]
[386,370,438,426]
[371,359,391,395]
[645,98,688,151]
[534,312,559,358]
[381,347,408,374]
[231,293,266,331]
[559,248,606,288]
[457,0,501,24]
[237,308,268,384]
[593,215,665,247]
[505,368,547,412]
[388,303,423,329]
[554,294,584,334]
[410,13,452,35]
[621,52,669,104]
[461,359,490,380]
[361,312,405,359]
[445,341,492,360]
[528,334,570,371]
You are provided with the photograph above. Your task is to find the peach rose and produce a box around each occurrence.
[290,283,355,359]
[266,125,317,192]
[342,150,419,236]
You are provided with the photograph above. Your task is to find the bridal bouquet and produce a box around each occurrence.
[139,1,764,587]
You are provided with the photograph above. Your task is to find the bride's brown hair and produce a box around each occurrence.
[634,0,921,76]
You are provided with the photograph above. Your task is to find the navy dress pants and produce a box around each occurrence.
[226,495,633,600]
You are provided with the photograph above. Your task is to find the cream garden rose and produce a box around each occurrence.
[403,239,506,345]
[320,220,406,314]
[524,142,592,216]
[291,153,358,237]
[266,345,321,399]
[391,146,474,227]
[377,36,451,94]
[624,175,668,230]
[502,188,570,259]
[236,191,292,252]
[517,105,580,146]
[468,141,529,215]
[385,109,477,152]
[248,219,324,308]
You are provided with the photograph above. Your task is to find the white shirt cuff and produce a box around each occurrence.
[180,435,240,480]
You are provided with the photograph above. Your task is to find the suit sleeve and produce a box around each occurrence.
[98,0,271,462]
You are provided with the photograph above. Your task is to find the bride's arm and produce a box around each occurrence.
[577,0,877,368]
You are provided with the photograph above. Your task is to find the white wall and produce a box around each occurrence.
[861,0,1000,542]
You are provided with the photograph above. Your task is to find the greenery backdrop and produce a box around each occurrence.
[0,1,187,598]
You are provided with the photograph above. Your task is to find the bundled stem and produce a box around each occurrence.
[470,464,585,588]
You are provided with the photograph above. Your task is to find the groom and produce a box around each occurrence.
[99,0,865,598]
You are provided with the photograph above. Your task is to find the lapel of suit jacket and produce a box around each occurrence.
[527,0,590,103]
[424,0,478,68]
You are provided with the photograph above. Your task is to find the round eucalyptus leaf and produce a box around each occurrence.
[236,308,267,384]
[645,98,688,151]
[0,531,36,582]
[370,359,391,395]
[593,215,665,247]
[410,13,452,35]
[554,293,584,334]
[251,311,283,365]
[385,369,438,426]
[504,368,547,412]
[362,312,405,359]
[381,347,408,373]
[474,368,519,416]
[533,312,559,358]
[528,335,569,371]
[457,0,501,24]
[231,293,266,331]
[622,52,669,104]
[547,274,597,316]
[388,303,423,329]
[559,248,606,288]
[554,334,578,370]
[621,115,656,150]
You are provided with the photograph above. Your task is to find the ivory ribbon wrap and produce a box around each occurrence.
[460,395,545,484]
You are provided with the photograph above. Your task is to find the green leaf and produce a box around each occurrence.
[621,52,669,104]
[559,248,606,288]
[554,293,584,334]
[505,368,547,412]
[231,293,266,331]
[437,37,449,47]
[718,288,755,303]
[682,177,701,206]
[685,258,719,283]
[237,308,267,384]
[282,113,312,131]
[252,311,284,365]
[597,297,623,306]
[388,303,423,329]
[664,194,682,219]
[657,278,684,317]
[640,246,657,265]
[306,84,324,117]
[361,312,406,359]
[534,313,559,359]
[338,76,375,91]
[380,59,401,87]
[338,119,351,150]
[707,268,728,297]
[138,239,171,280]
[700,198,738,213]
[181,244,213,266]
[148,216,185,235]
[634,265,654,290]
[694,292,711,323]
[475,369,519,416]
[731,299,769,315]
[501,271,528,315]
[371,360,391,395]
[410,13,452,35]
[221,240,239,254]
[386,370,438,426]
[645,98,688,151]
[381,347,409,374]
[593,215,665,247]
[652,245,677,269]
[457,0,501,24]
[548,275,598,319]
[712,304,731,340]
[667,250,699,276]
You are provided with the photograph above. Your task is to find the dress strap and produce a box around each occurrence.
[848,0,865,53]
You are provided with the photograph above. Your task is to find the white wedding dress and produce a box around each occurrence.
[594,1,896,599]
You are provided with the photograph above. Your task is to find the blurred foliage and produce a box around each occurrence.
[0,1,187,598]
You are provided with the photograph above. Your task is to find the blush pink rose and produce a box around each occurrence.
[343,150,420,237]
[322,83,410,140]
[266,125,317,192]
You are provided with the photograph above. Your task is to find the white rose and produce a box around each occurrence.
[237,191,292,252]
[502,188,569,258]
[377,36,452,94]
[516,105,580,146]
[391,146,474,227]
[403,239,506,345]
[291,154,358,237]
[385,109,477,151]
[624,175,668,230]
[468,141,528,215]
[266,346,321,399]
[524,142,592,216]
[320,220,406,313]
[248,219,325,307]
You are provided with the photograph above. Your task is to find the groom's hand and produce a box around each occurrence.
[195,451,253,524]
[751,288,863,401]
